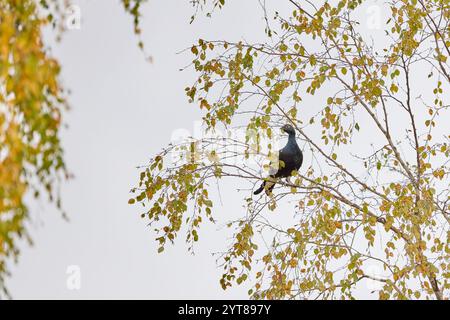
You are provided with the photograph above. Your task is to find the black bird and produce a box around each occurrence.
[254,124,303,196]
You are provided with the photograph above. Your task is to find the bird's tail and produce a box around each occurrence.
[254,176,276,195]
[253,182,265,195]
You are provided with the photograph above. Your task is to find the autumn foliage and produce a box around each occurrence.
[130,0,449,299]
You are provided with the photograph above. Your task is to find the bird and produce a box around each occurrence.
[253,124,303,196]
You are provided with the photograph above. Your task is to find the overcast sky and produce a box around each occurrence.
[6,0,438,299]
[7,0,276,299]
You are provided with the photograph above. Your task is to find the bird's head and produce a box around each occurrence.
[281,124,296,136]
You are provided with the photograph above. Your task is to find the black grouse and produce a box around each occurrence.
[254,124,303,196]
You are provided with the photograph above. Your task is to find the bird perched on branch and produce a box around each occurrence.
[254,124,303,196]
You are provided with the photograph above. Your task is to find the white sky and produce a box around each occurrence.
[7,0,273,299]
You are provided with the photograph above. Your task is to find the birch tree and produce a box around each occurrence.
[130,0,449,299]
